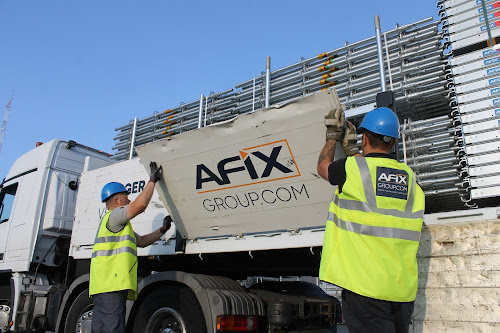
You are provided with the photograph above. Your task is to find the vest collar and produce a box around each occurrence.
[365,152,396,159]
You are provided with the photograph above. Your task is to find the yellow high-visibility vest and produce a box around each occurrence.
[89,210,138,300]
[320,156,425,302]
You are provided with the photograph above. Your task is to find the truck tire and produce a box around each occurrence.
[63,288,93,333]
[132,286,206,333]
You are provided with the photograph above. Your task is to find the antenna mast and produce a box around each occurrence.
[0,98,12,153]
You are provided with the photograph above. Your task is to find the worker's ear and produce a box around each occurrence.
[389,139,396,151]
[361,133,367,149]
[105,195,116,209]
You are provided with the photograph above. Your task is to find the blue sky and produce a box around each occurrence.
[0,0,438,179]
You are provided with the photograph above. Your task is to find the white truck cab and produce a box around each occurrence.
[0,140,113,273]
[0,140,114,332]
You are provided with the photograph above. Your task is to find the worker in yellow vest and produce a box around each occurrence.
[89,162,172,333]
[317,106,425,333]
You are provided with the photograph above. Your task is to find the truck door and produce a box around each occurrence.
[0,182,19,265]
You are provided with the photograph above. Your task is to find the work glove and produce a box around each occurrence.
[149,162,162,183]
[342,121,360,156]
[324,106,345,141]
[160,216,172,234]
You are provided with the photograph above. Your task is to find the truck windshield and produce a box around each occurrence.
[0,183,17,224]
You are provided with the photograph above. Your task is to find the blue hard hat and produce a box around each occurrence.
[358,107,400,138]
[101,182,128,202]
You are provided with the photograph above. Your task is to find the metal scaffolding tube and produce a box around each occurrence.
[265,57,271,108]
[128,117,138,160]
[375,15,387,92]
[419,176,461,186]
[417,168,459,179]
[234,18,436,89]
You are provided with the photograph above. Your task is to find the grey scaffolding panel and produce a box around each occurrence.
[441,0,500,206]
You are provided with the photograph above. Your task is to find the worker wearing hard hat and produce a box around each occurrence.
[89,162,172,333]
[317,106,425,333]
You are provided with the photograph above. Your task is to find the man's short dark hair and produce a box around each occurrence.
[363,129,394,150]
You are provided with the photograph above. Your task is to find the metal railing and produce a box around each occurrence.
[113,18,448,160]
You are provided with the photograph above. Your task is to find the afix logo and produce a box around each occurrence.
[487,66,500,76]
[496,109,500,116]
[196,139,300,193]
[489,77,500,85]
[376,167,409,199]
[493,98,500,105]
[479,4,493,14]
[378,172,407,184]
[480,13,495,23]
[481,23,494,32]
[491,88,500,95]
[484,57,500,66]
[481,22,500,32]
[483,49,499,57]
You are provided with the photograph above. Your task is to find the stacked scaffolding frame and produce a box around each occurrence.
[440,0,500,206]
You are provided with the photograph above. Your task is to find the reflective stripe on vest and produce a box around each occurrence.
[92,246,137,259]
[94,234,137,244]
[319,156,425,302]
[89,210,138,300]
[327,207,421,242]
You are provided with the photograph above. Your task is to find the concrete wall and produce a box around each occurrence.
[412,220,500,332]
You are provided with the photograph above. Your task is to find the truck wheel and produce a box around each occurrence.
[0,303,12,333]
[132,286,206,333]
[0,284,12,333]
[63,289,93,333]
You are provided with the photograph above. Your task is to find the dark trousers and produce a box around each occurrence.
[91,290,128,333]
[341,289,414,333]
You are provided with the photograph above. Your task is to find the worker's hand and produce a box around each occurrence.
[159,216,172,234]
[149,162,162,183]
[342,121,360,156]
[324,106,345,141]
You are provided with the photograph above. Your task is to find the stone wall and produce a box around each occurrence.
[412,220,500,332]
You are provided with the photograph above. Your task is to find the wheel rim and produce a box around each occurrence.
[75,309,93,333]
[0,305,11,333]
[145,307,187,333]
